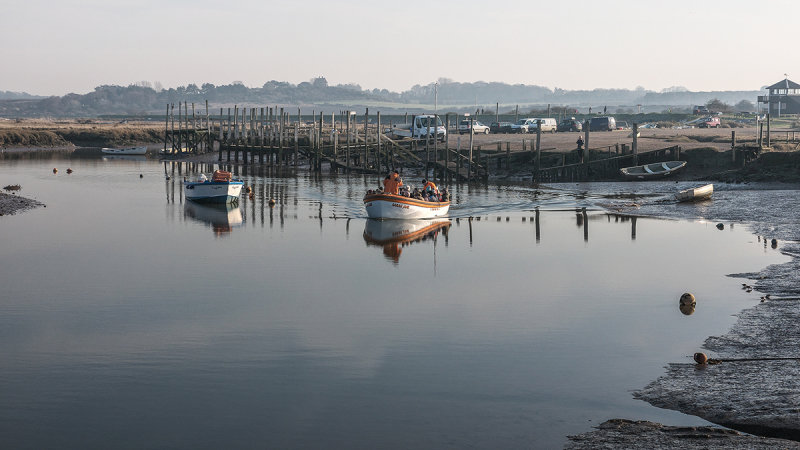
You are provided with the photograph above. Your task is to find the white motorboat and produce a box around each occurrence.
[676,184,713,202]
[184,170,243,204]
[101,146,148,155]
[363,193,450,219]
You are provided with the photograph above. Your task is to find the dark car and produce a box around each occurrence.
[693,105,710,115]
[589,116,616,131]
[557,118,582,132]
[490,121,513,133]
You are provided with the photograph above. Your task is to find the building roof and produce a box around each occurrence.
[767,78,800,90]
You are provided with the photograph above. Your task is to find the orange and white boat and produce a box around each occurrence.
[363,193,450,219]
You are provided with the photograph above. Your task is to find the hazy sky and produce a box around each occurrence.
[2,0,795,96]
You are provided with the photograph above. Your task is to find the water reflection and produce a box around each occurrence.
[184,201,243,237]
[102,155,147,162]
[363,219,451,264]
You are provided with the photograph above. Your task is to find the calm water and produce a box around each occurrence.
[0,156,790,449]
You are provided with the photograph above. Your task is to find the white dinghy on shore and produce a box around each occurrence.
[676,184,713,202]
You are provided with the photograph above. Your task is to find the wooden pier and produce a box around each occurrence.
[163,102,699,183]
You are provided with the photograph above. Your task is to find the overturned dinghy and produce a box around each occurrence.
[676,183,713,202]
[620,161,687,180]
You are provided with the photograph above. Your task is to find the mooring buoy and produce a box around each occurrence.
[679,293,696,306]
[716,223,724,230]
[52,168,58,174]
[694,352,708,364]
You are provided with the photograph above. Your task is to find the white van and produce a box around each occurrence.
[526,118,558,133]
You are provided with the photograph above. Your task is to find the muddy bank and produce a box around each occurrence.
[710,150,800,183]
[566,419,800,449]
[0,192,44,216]
[595,187,800,446]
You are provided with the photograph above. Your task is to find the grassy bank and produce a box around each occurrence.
[0,119,163,148]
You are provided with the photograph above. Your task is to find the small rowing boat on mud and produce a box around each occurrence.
[363,193,450,219]
[675,183,713,202]
[620,161,686,180]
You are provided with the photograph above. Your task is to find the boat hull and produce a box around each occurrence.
[363,193,450,219]
[620,161,686,180]
[676,184,713,202]
[184,181,243,204]
[101,146,148,155]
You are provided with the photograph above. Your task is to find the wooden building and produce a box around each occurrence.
[758,77,800,116]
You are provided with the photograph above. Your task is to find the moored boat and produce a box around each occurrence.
[184,170,244,204]
[676,183,713,202]
[620,160,686,180]
[101,146,148,155]
[363,193,450,219]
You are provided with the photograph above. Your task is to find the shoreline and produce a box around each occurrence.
[2,147,800,447]
[0,192,44,216]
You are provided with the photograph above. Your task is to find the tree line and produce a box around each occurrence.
[0,77,763,117]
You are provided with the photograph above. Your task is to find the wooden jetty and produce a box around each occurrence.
[163,105,718,183]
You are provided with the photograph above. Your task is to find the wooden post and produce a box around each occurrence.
[467,116,474,182]
[164,104,169,154]
[536,119,542,164]
[495,102,499,123]
[731,130,736,162]
[632,123,639,166]
[456,136,462,180]
[515,105,519,123]
[766,112,771,147]
[376,111,382,173]
[318,111,324,171]
[426,114,431,176]
[583,120,590,164]
[445,114,450,177]
[363,108,369,169]
[433,113,439,179]
[506,141,510,170]
[345,111,350,170]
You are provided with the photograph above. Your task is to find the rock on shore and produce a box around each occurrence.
[566,419,800,449]
[0,192,43,216]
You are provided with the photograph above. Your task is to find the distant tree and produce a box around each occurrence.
[706,98,731,113]
[312,76,328,88]
[734,99,755,112]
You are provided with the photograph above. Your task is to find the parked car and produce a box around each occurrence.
[510,119,529,133]
[526,117,558,133]
[490,122,514,134]
[697,116,721,128]
[557,118,582,132]
[589,116,617,131]
[616,121,630,130]
[693,105,710,115]
[458,119,490,134]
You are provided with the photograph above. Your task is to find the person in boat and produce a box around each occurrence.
[382,175,393,194]
[421,179,438,201]
[391,171,403,194]
[199,173,208,182]
[576,136,584,163]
